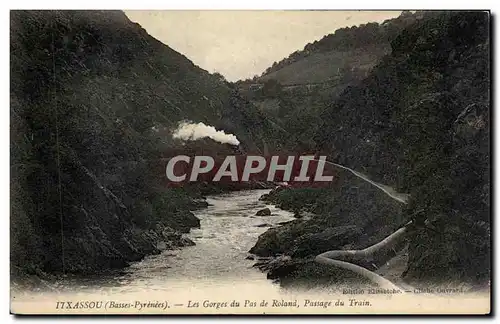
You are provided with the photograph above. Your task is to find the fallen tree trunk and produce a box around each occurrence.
[315,221,412,290]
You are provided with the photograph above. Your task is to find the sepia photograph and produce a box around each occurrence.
[9,8,491,315]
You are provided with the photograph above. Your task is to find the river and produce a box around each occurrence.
[113,189,296,294]
[11,189,488,314]
[12,190,303,302]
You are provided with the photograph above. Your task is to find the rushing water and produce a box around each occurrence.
[11,189,489,314]
[13,189,300,298]
[114,189,296,293]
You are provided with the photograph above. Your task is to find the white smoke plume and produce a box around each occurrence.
[172,121,240,146]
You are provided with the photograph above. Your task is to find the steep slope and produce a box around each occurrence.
[258,11,420,85]
[316,11,490,283]
[237,11,422,152]
[251,11,490,286]
[10,10,277,276]
[260,45,390,85]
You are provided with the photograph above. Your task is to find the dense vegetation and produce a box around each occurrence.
[260,10,420,79]
[10,9,490,289]
[236,11,425,152]
[10,10,281,276]
[250,11,490,285]
[317,11,490,283]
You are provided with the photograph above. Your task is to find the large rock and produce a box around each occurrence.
[259,193,270,201]
[290,225,363,257]
[164,211,200,233]
[249,219,322,257]
[255,208,271,216]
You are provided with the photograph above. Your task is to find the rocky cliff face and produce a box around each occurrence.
[316,11,490,283]
[250,11,490,285]
[10,10,274,276]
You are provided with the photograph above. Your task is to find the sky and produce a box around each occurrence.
[124,11,402,82]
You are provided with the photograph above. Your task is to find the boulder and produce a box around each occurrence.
[190,199,209,209]
[259,194,270,201]
[166,211,201,233]
[290,225,363,257]
[255,208,271,216]
[249,219,321,257]
[180,236,195,247]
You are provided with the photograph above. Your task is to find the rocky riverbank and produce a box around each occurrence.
[247,12,490,288]
[248,172,407,287]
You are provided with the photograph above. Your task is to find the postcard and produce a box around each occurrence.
[10,9,491,315]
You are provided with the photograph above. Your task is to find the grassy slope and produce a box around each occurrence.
[238,12,422,153]
[259,45,390,85]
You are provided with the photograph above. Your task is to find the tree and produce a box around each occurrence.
[213,72,227,83]
[261,79,282,98]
